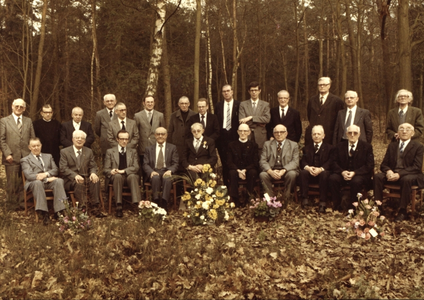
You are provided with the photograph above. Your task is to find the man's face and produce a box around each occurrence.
[155,129,167,144]
[318,80,331,94]
[278,92,290,108]
[198,101,208,115]
[72,109,83,123]
[191,126,204,139]
[398,124,414,141]
[346,127,360,143]
[72,134,86,149]
[345,92,358,108]
[312,128,325,144]
[178,99,190,112]
[41,107,53,121]
[396,92,411,106]
[222,86,234,102]
[144,97,155,111]
[12,100,26,116]
[248,86,261,101]
[117,132,129,148]
[115,105,127,120]
[104,96,116,110]
[28,140,42,156]
[237,125,251,141]
[273,125,288,142]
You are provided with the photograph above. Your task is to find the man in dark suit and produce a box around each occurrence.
[107,102,139,150]
[181,123,218,179]
[104,130,141,218]
[21,138,66,225]
[305,77,344,146]
[375,123,424,222]
[216,85,241,185]
[386,89,424,142]
[0,98,35,203]
[227,124,259,207]
[329,125,374,212]
[94,94,117,157]
[59,130,106,217]
[143,127,179,210]
[60,107,95,148]
[299,125,334,213]
[333,90,373,144]
[186,98,220,141]
[33,104,61,166]
[267,90,302,143]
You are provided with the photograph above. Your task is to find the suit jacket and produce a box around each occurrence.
[300,142,334,171]
[167,109,196,153]
[94,108,117,154]
[33,119,61,165]
[186,113,220,141]
[306,93,344,145]
[332,140,374,176]
[143,143,179,177]
[215,100,241,145]
[259,139,299,173]
[181,136,218,169]
[267,106,302,142]
[380,140,424,187]
[103,147,139,178]
[59,146,98,185]
[21,153,58,190]
[107,118,139,150]
[239,99,271,149]
[333,107,373,144]
[227,140,259,171]
[386,106,424,142]
[134,109,165,155]
[0,114,35,165]
[60,120,95,148]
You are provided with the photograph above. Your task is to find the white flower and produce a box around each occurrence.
[221,186,226,189]
[230,203,235,208]
[224,211,229,221]
[195,194,201,200]
[206,187,214,195]
[187,215,190,218]
[357,193,363,198]
[354,222,359,228]
[195,188,198,192]
[348,209,354,214]
[227,196,230,200]
[210,173,216,179]
[212,195,216,198]
[196,201,201,205]
[264,193,271,202]
[202,202,209,210]
[200,215,205,220]
[151,202,158,207]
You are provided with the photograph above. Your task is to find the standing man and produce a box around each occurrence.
[60,107,95,148]
[305,77,344,146]
[333,90,373,144]
[216,85,240,184]
[186,98,220,141]
[104,130,141,218]
[267,90,302,143]
[0,98,35,202]
[143,127,179,211]
[107,102,139,150]
[94,94,117,157]
[239,81,271,151]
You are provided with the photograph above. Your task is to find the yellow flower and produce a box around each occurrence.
[194,178,203,187]
[210,180,216,187]
[216,191,223,197]
[183,212,188,217]
[213,204,219,209]
[217,199,225,206]
[208,168,213,172]
[202,164,211,173]
[226,203,229,208]
[208,209,218,220]
[195,212,199,216]
[187,201,193,207]
[195,204,201,209]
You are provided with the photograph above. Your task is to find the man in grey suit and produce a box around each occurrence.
[59,130,106,218]
[143,127,179,211]
[239,81,271,151]
[21,138,66,225]
[333,90,373,144]
[0,98,35,204]
[104,130,141,218]
[259,124,299,200]
[107,102,139,150]
[94,94,117,157]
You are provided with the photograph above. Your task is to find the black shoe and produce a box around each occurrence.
[95,211,107,218]
[43,212,50,226]
[395,213,406,222]
[301,198,309,208]
[115,209,123,218]
[318,205,326,213]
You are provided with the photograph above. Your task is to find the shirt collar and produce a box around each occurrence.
[239,138,248,143]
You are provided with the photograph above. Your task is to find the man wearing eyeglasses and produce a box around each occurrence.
[107,102,139,150]
[329,125,374,212]
[386,89,424,142]
[94,94,117,158]
[374,123,424,222]
[104,130,141,217]
[259,124,299,201]
[305,77,344,146]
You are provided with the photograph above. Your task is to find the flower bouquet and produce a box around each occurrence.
[249,193,282,221]
[138,200,167,223]
[180,164,234,225]
[57,199,91,235]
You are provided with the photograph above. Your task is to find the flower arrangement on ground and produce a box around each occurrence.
[249,193,282,220]
[341,193,388,240]
[138,200,167,223]
[180,164,234,225]
[57,199,91,235]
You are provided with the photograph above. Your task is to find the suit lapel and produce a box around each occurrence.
[8,115,20,135]
[353,108,362,124]
[402,141,415,157]
[113,148,120,166]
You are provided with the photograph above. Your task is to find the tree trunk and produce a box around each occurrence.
[230,0,237,93]
[90,0,101,115]
[205,9,213,112]
[398,0,412,91]
[303,0,310,100]
[318,8,323,78]
[336,0,347,95]
[193,0,201,110]
[356,0,364,107]
[345,2,359,92]
[162,26,172,127]
[293,1,300,108]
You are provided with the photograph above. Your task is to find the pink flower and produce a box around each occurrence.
[375,200,382,206]
[359,211,364,216]
[368,221,375,227]
[373,211,380,217]
[380,231,385,237]
[363,199,369,204]
[365,205,372,210]
[365,233,371,240]
[356,230,363,237]
[359,220,366,226]
[72,216,76,221]
[364,228,370,233]
[352,202,359,207]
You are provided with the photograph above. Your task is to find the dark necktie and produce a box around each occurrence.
[252,102,256,114]
[17,117,22,135]
[399,109,405,124]
[109,110,113,119]
[157,144,164,169]
[320,96,324,106]
[343,110,352,139]
[281,108,285,119]
[314,143,319,153]
[349,144,355,157]
[399,142,405,154]
[277,142,282,152]
[36,155,45,171]
[121,120,126,130]
[76,150,82,169]
[121,147,125,155]
[201,115,205,129]
[195,139,201,152]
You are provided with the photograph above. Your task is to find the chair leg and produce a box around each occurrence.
[108,185,113,214]
[172,182,177,211]
[411,189,417,213]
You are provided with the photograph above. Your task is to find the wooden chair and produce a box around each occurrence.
[22,171,54,221]
[144,181,178,211]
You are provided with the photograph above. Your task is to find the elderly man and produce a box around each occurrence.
[259,124,299,200]
[186,98,220,141]
[375,123,424,222]
[143,127,179,211]
[227,124,259,207]
[0,98,35,203]
[333,90,373,144]
[60,107,95,148]
[239,81,271,151]
[33,104,61,166]
[104,130,141,218]
[267,90,302,143]
[107,102,139,150]
[299,125,334,212]
[305,77,344,146]
[94,94,117,157]
[21,138,66,225]
[59,130,106,218]
[329,125,374,212]
[386,89,424,142]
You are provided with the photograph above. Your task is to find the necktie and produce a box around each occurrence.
[201,115,206,129]
[314,143,319,153]
[400,142,405,154]
[225,103,231,131]
[349,144,355,157]
[252,102,256,113]
[157,144,164,169]
[120,147,125,155]
[76,150,82,169]
[109,110,113,119]
[121,120,126,130]
[281,108,285,119]
[399,109,405,123]
[148,111,152,124]
[320,96,324,106]
[277,142,281,152]
[17,117,22,135]
[344,110,352,139]
[195,139,201,152]
[36,155,45,171]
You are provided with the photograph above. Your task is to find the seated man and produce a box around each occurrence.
[259,124,299,200]
[21,138,66,225]
[181,122,218,179]
[59,130,106,218]
[329,125,374,212]
[299,125,334,212]
[143,127,179,211]
[374,123,424,222]
[104,130,141,218]
[227,124,259,207]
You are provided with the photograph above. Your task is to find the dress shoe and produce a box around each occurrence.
[95,211,107,218]
[395,213,406,222]
[43,212,50,226]
[301,198,309,208]
[115,209,123,218]
[318,205,326,214]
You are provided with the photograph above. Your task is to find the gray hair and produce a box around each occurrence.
[72,130,87,139]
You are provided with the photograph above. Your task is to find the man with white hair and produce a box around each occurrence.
[60,107,95,148]
[94,94,117,156]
